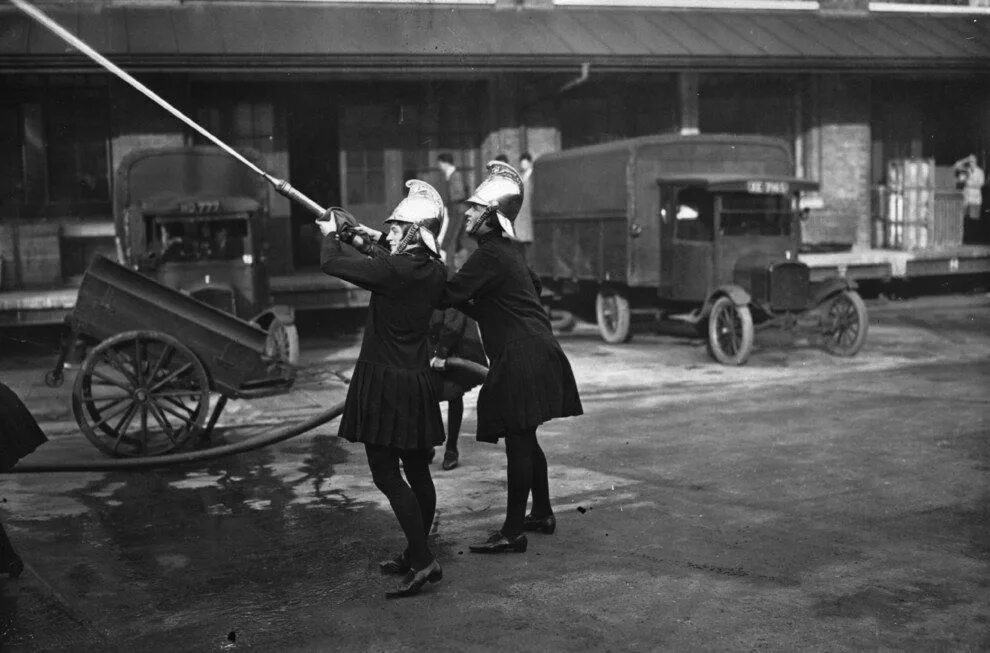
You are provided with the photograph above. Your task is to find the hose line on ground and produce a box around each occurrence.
[3,357,488,474]
[5,401,345,474]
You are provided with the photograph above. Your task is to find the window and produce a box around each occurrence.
[0,76,111,216]
[153,216,249,263]
[674,187,714,241]
[345,149,385,205]
[46,90,110,204]
[557,76,677,149]
[197,96,276,157]
[341,104,390,206]
[700,75,796,149]
[0,104,22,210]
[719,193,793,237]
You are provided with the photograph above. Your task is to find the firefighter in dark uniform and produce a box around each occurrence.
[319,180,447,598]
[441,161,583,554]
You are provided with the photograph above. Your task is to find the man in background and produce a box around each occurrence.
[514,152,535,261]
[436,153,469,264]
[954,154,985,244]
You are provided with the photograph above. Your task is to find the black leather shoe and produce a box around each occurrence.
[379,550,411,575]
[441,449,459,471]
[468,530,528,554]
[385,558,442,599]
[523,513,556,535]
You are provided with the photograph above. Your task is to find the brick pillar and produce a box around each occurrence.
[482,74,524,165]
[523,126,561,160]
[805,74,872,250]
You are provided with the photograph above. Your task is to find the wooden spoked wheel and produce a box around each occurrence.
[72,331,211,457]
[821,290,869,357]
[706,296,754,366]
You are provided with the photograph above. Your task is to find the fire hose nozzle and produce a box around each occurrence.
[267,175,327,219]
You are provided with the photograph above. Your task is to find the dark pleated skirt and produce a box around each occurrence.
[0,382,48,472]
[338,361,446,450]
[476,335,583,443]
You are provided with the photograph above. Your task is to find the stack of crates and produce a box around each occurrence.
[884,158,934,250]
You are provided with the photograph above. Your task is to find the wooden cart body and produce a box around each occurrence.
[53,255,295,458]
[72,255,292,398]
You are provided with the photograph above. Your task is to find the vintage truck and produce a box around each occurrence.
[530,134,867,365]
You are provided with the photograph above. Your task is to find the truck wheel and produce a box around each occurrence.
[266,318,300,366]
[596,289,632,344]
[820,290,868,357]
[706,296,754,365]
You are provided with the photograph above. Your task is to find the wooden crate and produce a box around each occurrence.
[17,222,63,289]
[932,192,964,247]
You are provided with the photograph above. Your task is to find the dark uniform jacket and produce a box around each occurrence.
[321,236,447,449]
[441,232,582,441]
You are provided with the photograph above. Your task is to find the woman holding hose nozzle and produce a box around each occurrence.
[440,161,583,555]
[319,181,448,599]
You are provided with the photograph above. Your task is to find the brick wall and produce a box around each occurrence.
[804,74,873,249]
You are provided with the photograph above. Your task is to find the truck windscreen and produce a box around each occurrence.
[718,193,792,237]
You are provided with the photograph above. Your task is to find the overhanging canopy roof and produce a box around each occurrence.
[0,3,987,73]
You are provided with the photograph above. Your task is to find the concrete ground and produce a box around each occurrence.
[0,292,988,651]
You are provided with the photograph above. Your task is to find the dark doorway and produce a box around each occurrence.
[288,87,340,269]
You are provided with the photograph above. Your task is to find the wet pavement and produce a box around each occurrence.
[1,293,988,651]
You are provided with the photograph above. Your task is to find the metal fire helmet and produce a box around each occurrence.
[467,160,524,238]
[386,179,445,256]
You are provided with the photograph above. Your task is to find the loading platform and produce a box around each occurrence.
[1,247,988,327]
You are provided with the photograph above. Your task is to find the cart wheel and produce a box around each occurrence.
[820,290,868,357]
[73,331,210,457]
[266,318,300,366]
[706,296,754,366]
[595,289,632,343]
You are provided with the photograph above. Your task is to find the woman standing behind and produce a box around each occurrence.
[428,306,487,471]
[319,180,447,598]
[441,161,582,554]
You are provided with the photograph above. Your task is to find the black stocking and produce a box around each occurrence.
[529,437,552,518]
[365,444,435,569]
[445,397,463,452]
[501,428,537,537]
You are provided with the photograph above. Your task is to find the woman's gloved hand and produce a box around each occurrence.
[320,207,376,253]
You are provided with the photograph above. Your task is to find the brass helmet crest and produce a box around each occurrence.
[467,160,524,238]
[387,179,444,256]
